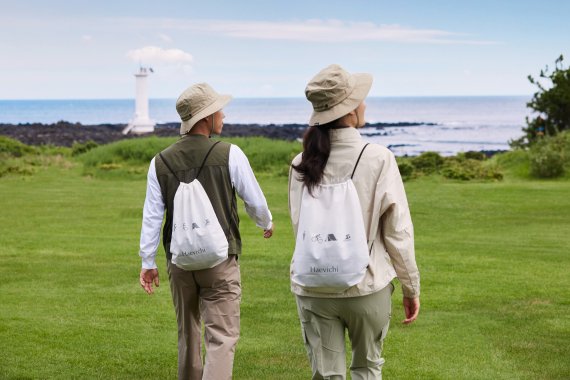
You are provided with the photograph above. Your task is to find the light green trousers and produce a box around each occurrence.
[295,284,393,380]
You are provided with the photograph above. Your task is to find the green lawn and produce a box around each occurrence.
[1,160,569,379]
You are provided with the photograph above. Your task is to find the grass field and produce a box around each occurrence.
[1,138,569,379]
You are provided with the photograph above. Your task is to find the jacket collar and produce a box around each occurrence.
[329,127,362,143]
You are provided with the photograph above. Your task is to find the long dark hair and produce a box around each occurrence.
[292,123,335,195]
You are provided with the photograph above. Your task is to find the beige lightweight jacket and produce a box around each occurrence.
[288,127,420,298]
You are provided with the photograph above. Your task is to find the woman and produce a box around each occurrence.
[288,64,420,379]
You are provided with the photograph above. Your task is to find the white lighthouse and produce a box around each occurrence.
[122,67,156,135]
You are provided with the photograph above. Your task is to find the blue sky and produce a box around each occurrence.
[1,0,569,99]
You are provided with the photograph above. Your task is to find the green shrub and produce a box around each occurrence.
[0,136,36,157]
[226,137,301,176]
[528,131,570,178]
[0,154,36,177]
[79,136,302,179]
[441,157,503,181]
[440,158,470,180]
[463,151,487,161]
[0,164,36,177]
[411,151,444,174]
[72,140,98,156]
[491,149,531,179]
[0,139,73,178]
[80,137,176,168]
[78,137,174,179]
[396,159,415,180]
[396,151,502,181]
[529,143,565,178]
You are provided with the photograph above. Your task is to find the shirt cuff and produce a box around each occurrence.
[141,255,157,270]
[402,287,420,298]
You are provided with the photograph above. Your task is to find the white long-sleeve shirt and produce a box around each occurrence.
[139,144,273,269]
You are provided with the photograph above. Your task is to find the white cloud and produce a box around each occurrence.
[126,46,193,65]
[112,17,499,45]
[162,19,499,45]
[82,35,93,42]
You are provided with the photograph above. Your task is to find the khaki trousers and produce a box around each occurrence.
[295,284,393,380]
[167,256,241,380]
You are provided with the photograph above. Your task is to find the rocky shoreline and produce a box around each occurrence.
[0,121,428,147]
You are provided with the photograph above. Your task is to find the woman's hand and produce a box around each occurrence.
[402,297,420,324]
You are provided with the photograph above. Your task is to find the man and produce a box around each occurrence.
[138,83,274,379]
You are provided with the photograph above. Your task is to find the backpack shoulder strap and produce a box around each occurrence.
[196,141,221,179]
[158,152,181,182]
[158,140,221,183]
[348,143,375,252]
[350,143,370,179]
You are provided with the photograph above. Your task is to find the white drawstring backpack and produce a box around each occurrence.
[160,141,229,271]
[291,144,371,293]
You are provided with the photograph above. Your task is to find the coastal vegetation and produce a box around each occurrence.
[396,131,570,180]
[514,55,570,146]
[3,131,570,181]
[396,151,504,181]
[0,135,72,177]
[511,55,570,150]
[77,136,301,179]
[0,135,569,379]
[503,55,570,180]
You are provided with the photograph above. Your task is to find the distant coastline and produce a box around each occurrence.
[0,97,527,155]
[0,121,432,147]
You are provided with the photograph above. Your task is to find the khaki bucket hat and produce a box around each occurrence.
[305,64,372,126]
[176,83,232,135]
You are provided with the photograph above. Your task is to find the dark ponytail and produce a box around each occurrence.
[292,123,333,195]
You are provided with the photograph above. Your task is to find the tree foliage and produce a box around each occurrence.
[511,55,570,147]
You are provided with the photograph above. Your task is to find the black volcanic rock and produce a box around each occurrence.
[0,121,435,147]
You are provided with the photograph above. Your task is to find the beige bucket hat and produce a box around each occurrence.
[305,64,373,126]
[176,83,232,135]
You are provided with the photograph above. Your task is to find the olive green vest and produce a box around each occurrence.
[155,135,241,260]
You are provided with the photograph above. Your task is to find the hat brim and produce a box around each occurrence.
[180,94,232,135]
[309,73,372,127]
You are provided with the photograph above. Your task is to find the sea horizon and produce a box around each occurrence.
[0,95,533,156]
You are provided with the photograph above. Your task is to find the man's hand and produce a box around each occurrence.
[140,268,159,295]
[263,222,274,238]
[402,297,420,324]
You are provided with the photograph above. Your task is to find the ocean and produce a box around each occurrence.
[0,96,532,156]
